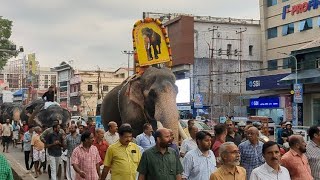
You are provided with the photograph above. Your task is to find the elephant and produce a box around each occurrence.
[141,27,161,60]
[101,67,187,141]
[21,99,71,128]
[0,102,24,123]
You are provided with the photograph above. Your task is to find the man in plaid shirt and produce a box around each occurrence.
[72,131,101,180]
[239,126,264,180]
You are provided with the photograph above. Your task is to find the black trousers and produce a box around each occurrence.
[24,151,34,170]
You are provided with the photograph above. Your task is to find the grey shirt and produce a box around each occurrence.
[64,133,81,157]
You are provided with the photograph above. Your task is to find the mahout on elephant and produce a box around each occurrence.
[22,99,71,127]
[141,27,161,60]
[101,67,186,141]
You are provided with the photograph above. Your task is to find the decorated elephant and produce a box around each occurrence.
[101,67,187,141]
[22,99,71,127]
[141,27,161,60]
[0,102,24,123]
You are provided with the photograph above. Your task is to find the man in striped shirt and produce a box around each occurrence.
[306,125,320,180]
[65,124,81,180]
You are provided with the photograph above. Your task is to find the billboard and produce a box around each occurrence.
[132,18,172,70]
[175,79,190,104]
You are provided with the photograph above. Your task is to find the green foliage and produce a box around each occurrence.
[0,17,18,70]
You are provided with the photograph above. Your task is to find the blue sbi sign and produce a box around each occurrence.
[250,97,280,108]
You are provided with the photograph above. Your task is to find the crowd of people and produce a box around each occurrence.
[0,116,320,180]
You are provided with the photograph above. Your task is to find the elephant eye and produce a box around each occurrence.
[148,89,157,99]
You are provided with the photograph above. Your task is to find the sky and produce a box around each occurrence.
[1,0,260,70]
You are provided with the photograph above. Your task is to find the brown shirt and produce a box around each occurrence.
[31,133,45,151]
[281,149,313,180]
[210,165,246,180]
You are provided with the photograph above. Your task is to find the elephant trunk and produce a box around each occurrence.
[154,90,179,143]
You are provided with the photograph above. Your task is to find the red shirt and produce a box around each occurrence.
[212,139,223,157]
[93,139,109,165]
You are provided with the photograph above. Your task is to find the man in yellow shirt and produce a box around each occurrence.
[101,124,142,180]
[183,119,195,138]
[210,142,246,180]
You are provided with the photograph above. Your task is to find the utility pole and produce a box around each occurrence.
[236,27,247,116]
[122,50,134,77]
[208,26,218,121]
[97,66,101,101]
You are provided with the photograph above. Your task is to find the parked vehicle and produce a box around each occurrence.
[248,116,275,135]
[179,119,215,136]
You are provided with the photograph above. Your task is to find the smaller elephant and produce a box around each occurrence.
[141,27,161,60]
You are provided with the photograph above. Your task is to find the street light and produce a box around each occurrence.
[278,52,299,125]
[122,50,134,77]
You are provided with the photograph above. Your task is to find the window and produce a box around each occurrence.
[88,85,93,91]
[268,60,278,71]
[283,58,292,69]
[267,27,278,39]
[282,23,294,36]
[227,44,232,56]
[249,45,253,56]
[44,75,48,79]
[267,0,277,7]
[299,18,313,31]
[103,85,109,92]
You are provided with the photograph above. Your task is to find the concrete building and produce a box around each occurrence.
[145,13,262,119]
[36,67,57,97]
[69,68,128,116]
[247,0,320,126]
[54,61,74,108]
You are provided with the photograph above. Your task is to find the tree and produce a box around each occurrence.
[0,17,18,70]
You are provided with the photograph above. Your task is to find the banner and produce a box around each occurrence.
[294,83,303,103]
[27,53,37,85]
[194,94,203,108]
[132,18,172,70]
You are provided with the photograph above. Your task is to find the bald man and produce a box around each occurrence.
[104,121,119,145]
[281,135,313,180]
[138,128,183,180]
[238,127,264,180]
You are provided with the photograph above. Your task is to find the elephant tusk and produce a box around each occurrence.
[178,122,188,140]
[157,121,164,128]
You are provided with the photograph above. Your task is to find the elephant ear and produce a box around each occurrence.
[126,79,144,109]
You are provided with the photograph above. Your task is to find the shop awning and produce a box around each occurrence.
[280,69,320,84]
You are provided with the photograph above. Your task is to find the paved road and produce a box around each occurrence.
[2,145,52,180]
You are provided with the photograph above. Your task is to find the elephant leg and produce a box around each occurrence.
[157,44,161,54]
[153,45,159,59]
[148,47,153,60]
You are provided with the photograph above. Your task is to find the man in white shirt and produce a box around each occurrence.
[2,119,13,153]
[182,131,217,180]
[136,123,155,150]
[104,121,119,145]
[250,141,291,180]
[180,125,198,157]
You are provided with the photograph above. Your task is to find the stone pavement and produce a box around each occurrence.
[2,145,49,180]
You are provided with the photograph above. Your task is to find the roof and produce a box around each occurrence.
[297,37,320,50]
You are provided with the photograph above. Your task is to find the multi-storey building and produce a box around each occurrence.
[69,68,128,116]
[249,0,320,126]
[54,61,74,108]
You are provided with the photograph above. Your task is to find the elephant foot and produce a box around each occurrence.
[149,57,153,61]
[155,56,159,59]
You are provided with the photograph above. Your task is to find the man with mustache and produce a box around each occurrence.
[281,135,313,180]
[101,124,142,180]
[182,131,217,180]
[210,142,246,180]
[250,141,290,180]
[137,128,183,180]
